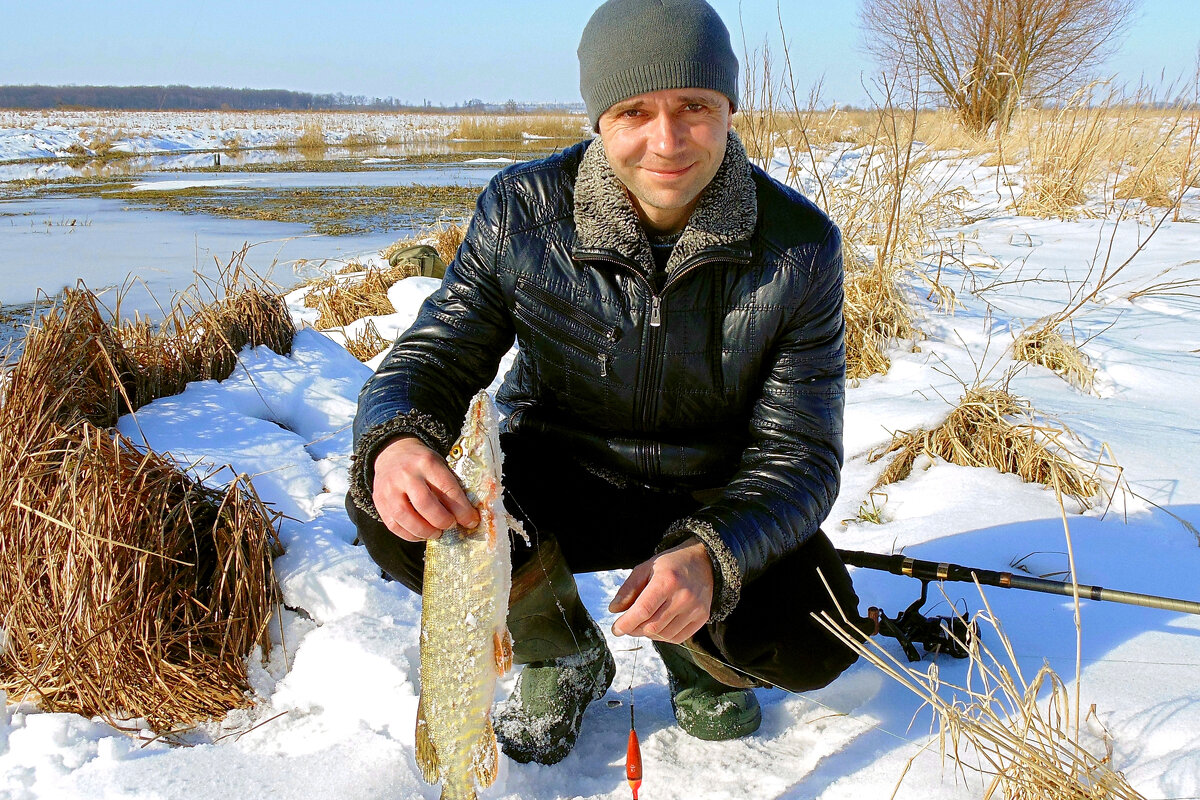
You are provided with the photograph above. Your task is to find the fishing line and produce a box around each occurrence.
[502,490,609,693]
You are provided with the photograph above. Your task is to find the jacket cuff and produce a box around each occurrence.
[658,518,742,623]
[348,409,450,522]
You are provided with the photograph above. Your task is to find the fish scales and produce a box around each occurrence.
[416,391,515,800]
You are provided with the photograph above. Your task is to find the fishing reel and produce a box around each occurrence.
[867,579,976,662]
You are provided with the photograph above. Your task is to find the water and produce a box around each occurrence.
[0,146,529,352]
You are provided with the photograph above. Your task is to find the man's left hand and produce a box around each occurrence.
[609,536,714,644]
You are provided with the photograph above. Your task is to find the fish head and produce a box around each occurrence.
[446,391,503,510]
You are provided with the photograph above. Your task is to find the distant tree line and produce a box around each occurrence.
[0,85,586,113]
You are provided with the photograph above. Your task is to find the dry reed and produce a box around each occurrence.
[448,114,585,141]
[0,278,286,730]
[844,260,916,380]
[303,265,412,329]
[815,588,1144,800]
[869,387,1106,507]
[1012,323,1097,394]
[343,319,391,362]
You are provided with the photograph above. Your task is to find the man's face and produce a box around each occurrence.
[597,88,733,234]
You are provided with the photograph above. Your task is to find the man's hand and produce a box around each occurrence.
[372,436,480,542]
[609,536,714,644]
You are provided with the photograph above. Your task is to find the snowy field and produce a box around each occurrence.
[0,110,461,164]
[1,138,1199,800]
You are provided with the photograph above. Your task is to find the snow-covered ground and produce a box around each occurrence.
[0,110,460,164]
[1,140,1199,800]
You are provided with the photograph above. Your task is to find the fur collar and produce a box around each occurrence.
[573,131,758,275]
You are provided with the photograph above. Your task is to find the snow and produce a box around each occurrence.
[2,132,1200,800]
[0,110,464,163]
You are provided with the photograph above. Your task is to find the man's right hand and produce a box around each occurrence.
[372,436,480,542]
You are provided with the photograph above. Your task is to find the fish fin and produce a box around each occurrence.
[415,693,440,784]
[485,511,498,550]
[508,515,530,545]
[470,717,500,788]
[493,628,513,674]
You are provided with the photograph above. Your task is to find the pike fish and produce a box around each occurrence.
[416,390,519,800]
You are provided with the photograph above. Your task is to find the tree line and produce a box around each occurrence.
[0,85,433,111]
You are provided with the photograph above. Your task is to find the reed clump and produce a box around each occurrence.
[117,253,295,408]
[869,386,1107,507]
[1012,323,1097,394]
[0,275,287,730]
[844,258,916,380]
[295,119,328,151]
[343,319,391,362]
[303,264,413,329]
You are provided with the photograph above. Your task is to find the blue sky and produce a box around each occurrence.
[1,0,1196,106]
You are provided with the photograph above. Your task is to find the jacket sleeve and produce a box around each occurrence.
[659,224,845,622]
[348,176,515,521]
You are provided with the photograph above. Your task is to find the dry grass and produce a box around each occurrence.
[305,221,467,331]
[449,114,586,141]
[116,251,295,409]
[816,589,1144,800]
[0,276,287,730]
[868,386,1108,507]
[430,220,467,263]
[844,260,916,379]
[344,319,391,362]
[295,119,328,151]
[1012,322,1097,394]
[303,264,415,329]
[1017,89,1112,219]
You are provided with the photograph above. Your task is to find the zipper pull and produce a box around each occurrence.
[599,353,609,377]
[650,296,661,328]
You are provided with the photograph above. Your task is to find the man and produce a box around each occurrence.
[346,0,864,767]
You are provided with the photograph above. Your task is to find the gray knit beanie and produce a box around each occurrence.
[578,0,739,129]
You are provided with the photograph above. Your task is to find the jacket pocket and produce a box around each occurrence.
[514,280,622,376]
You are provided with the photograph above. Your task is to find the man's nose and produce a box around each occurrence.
[648,113,687,156]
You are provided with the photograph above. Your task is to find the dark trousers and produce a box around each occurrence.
[346,432,864,693]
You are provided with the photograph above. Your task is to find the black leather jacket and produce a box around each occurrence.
[350,134,844,620]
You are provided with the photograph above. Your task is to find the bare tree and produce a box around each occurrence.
[860,0,1138,135]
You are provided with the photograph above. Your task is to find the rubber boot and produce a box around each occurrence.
[493,537,616,765]
[653,640,762,741]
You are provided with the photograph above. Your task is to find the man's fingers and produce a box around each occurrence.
[428,472,480,529]
[609,564,652,615]
[407,483,458,531]
[657,609,707,644]
[385,494,441,542]
[612,577,669,637]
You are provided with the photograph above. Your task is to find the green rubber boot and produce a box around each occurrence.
[653,640,762,741]
[493,538,616,765]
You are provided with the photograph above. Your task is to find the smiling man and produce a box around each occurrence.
[347,0,866,766]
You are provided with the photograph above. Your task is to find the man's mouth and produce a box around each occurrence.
[642,163,695,179]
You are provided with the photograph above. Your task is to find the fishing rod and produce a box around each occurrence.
[837,549,1200,663]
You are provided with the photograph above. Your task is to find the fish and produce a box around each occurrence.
[415,390,517,800]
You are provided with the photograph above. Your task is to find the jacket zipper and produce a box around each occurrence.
[521,280,620,345]
[572,246,752,430]
[638,254,736,425]
[514,281,621,378]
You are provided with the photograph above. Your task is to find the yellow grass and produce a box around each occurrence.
[869,386,1110,507]
[449,113,586,141]
[816,586,1144,800]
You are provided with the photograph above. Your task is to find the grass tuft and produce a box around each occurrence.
[868,386,1109,507]
[1012,322,1097,394]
